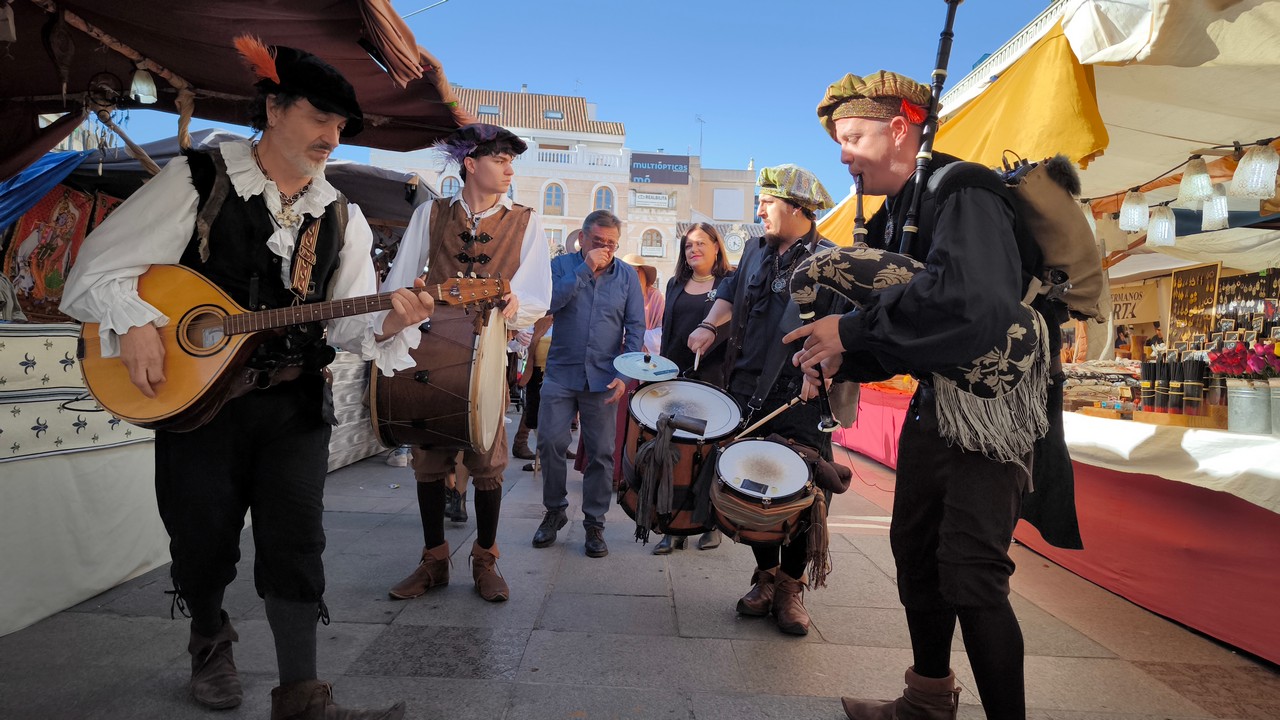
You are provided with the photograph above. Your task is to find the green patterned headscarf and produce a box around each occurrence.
[757,164,835,212]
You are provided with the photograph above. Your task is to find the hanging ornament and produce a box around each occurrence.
[1147,206,1176,247]
[1174,156,1213,206]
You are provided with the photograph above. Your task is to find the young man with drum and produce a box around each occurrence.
[532,210,646,558]
[62,38,429,718]
[383,123,552,603]
[686,164,848,636]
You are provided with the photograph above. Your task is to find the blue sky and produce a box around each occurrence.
[120,0,1048,200]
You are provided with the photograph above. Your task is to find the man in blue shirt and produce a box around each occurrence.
[532,210,645,557]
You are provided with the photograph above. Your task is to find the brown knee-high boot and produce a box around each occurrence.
[841,667,960,720]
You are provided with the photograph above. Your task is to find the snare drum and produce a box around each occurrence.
[711,438,814,546]
[369,306,507,453]
[618,379,742,536]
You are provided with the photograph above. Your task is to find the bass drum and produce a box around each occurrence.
[369,306,506,453]
[618,379,742,536]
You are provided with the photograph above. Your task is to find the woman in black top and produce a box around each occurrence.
[653,222,734,554]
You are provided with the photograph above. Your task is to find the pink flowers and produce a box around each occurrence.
[1210,341,1280,378]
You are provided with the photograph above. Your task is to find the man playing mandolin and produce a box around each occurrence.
[61,37,431,720]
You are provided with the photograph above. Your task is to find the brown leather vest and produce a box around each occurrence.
[424,199,532,285]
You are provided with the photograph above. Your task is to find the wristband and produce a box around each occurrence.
[697,322,716,333]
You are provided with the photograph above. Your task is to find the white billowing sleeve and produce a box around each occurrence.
[379,200,432,293]
[508,211,552,331]
[325,203,422,375]
[60,156,198,357]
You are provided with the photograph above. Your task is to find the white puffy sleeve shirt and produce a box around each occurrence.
[383,194,552,331]
[60,141,422,375]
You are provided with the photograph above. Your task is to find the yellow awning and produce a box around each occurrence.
[819,21,1108,245]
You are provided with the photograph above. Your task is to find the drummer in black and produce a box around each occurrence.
[686,164,849,635]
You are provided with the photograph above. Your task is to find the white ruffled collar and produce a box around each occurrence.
[220,141,338,226]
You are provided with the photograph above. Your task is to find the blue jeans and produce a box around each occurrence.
[537,376,617,528]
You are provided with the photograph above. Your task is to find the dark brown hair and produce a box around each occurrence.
[672,223,731,284]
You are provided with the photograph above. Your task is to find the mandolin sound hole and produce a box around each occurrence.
[183,309,227,352]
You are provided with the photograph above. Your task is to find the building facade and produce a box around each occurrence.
[370,85,760,284]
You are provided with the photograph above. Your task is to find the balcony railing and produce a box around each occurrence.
[520,148,626,172]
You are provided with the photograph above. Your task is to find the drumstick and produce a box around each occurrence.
[693,349,702,372]
[734,396,801,440]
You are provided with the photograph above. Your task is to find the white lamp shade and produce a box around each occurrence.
[1202,183,1230,231]
[130,69,158,104]
[1229,144,1279,200]
[1147,206,1176,247]
[1175,157,1214,205]
[1118,190,1149,232]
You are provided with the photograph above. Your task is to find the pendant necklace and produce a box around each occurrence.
[771,252,792,294]
[253,142,312,227]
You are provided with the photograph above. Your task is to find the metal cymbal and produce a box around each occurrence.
[613,352,679,381]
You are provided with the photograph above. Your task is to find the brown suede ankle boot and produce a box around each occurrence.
[387,543,450,600]
[470,541,510,602]
[511,421,535,459]
[187,611,242,709]
[270,680,405,720]
[772,570,811,636]
[735,566,777,617]
[841,667,961,720]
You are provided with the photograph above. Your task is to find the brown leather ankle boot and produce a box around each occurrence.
[841,667,961,720]
[470,541,510,602]
[187,611,242,709]
[772,570,811,636]
[387,543,450,600]
[511,421,535,459]
[735,566,777,617]
[270,679,405,720]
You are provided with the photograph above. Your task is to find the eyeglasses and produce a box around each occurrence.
[592,241,619,251]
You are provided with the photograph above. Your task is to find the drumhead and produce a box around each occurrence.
[468,308,507,454]
[716,439,810,500]
[629,379,741,441]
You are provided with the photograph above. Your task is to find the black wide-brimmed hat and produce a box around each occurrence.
[235,35,364,138]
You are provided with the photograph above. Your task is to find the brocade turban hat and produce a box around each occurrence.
[817,70,931,139]
[757,164,834,213]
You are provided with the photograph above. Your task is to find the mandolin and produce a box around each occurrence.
[78,264,507,431]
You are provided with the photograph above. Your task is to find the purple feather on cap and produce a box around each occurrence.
[433,123,528,167]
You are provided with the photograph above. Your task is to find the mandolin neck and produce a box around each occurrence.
[225,292,397,335]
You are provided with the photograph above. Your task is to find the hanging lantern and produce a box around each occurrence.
[1229,143,1279,199]
[130,68,158,105]
[1175,156,1213,206]
[1118,190,1149,232]
[1147,206,1176,247]
[1202,183,1230,231]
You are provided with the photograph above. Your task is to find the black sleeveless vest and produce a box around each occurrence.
[180,148,346,370]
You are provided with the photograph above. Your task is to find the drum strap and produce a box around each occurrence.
[747,298,803,417]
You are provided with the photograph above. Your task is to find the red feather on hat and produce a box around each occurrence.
[233,35,279,84]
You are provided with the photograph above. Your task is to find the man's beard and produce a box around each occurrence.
[763,231,787,249]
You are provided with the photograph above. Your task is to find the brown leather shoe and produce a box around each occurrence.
[270,679,405,720]
[841,667,960,720]
[470,541,510,602]
[772,570,811,635]
[188,611,242,709]
[387,543,450,600]
[735,566,776,617]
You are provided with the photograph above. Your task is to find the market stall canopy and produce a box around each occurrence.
[0,0,469,181]
[818,0,1280,259]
